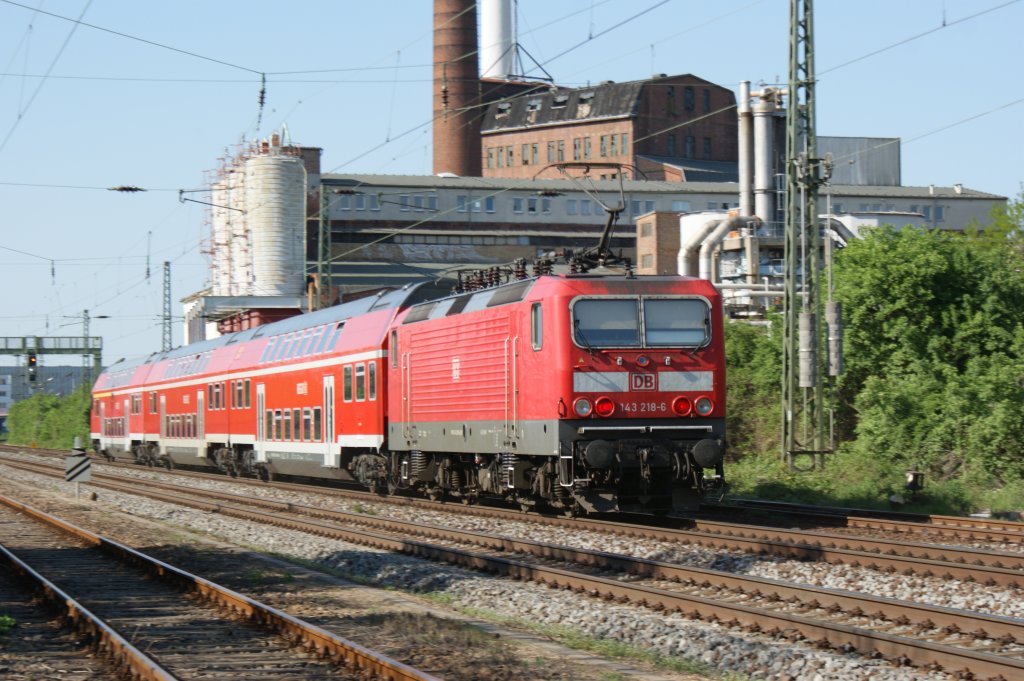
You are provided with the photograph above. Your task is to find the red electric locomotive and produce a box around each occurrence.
[91,273,725,515]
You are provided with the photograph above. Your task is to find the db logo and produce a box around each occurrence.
[630,373,656,391]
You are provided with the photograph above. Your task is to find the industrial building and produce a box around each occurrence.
[178,0,1007,345]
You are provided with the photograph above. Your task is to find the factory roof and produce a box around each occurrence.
[480,73,723,133]
[322,173,1005,200]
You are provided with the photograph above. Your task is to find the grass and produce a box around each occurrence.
[0,615,15,635]
[351,502,377,515]
[242,567,295,585]
[724,449,1024,518]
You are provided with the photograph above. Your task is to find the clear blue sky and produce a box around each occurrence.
[1,0,1021,368]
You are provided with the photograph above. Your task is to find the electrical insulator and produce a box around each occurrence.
[798,312,816,388]
[826,301,843,377]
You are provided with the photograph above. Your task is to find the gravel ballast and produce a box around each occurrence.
[0,457,984,680]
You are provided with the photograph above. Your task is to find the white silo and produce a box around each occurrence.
[244,147,306,297]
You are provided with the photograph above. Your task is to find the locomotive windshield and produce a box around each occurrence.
[572,297,710,348]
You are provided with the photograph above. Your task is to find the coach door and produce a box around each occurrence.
[323,375,335,466]
[159,395,166,454]
[122,398,131,452]
[196,390,204,446]
[255,383,265,461]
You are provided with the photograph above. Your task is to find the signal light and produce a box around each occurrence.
[27,352,37,382]
[573,397,593,417]
[594,396,616,418]
[672,396,692,416]
[695,397,714,416]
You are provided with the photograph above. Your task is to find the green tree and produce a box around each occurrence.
[7,388,91,449]
[724,317,782,458]
[834,193,1024,491]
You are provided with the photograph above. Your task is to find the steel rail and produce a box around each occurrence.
[19,466,1024,680]
[107,476,1024,644]
[0,542,177,681]
[5,453,1024,587]
[0,494,442,681]
[711,498,1024,545]
[724,497,1024,535]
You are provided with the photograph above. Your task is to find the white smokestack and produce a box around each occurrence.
[480,0,514,79]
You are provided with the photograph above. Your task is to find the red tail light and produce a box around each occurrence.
[672,396,692,416]
[594,396,616,418]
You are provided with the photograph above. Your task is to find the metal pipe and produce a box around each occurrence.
[752,88,779,223]
[677,217,721,276]
[699,216,761,281]
[737,81,754,217]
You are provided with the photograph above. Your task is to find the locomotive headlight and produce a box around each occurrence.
[636,355,650,367]
[695,397,714,416]
[672,396,692,416]
[573,397,593,417]
[594,396,616,418]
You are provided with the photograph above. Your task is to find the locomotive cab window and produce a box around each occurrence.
[573,299,640,347]
[571,297,710,348]
[644,299,710,346]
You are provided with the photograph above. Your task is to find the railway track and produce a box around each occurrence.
[7,451,1024,586]
[710,497,1024,546]
[0,491,439,681]
[7,445,1024,561]
[4,454,1024,680]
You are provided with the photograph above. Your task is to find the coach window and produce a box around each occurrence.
[207,384,214,409]
[265,411,273,441]
[531,303,543,350]
[273,410,283,440]
[260,337,278,363]
[390,330,398,367]
[343,365,353,402]
[303,408,312,440]
[313,407,322,441]
[283,409,292,441]
[244,379,251,408]
[368,362,377,400]
[292,409,301,439]
[355,363,366,401]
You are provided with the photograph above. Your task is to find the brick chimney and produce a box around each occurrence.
[433,0,481,176]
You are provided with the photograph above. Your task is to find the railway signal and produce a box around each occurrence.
[27,351,37,381]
